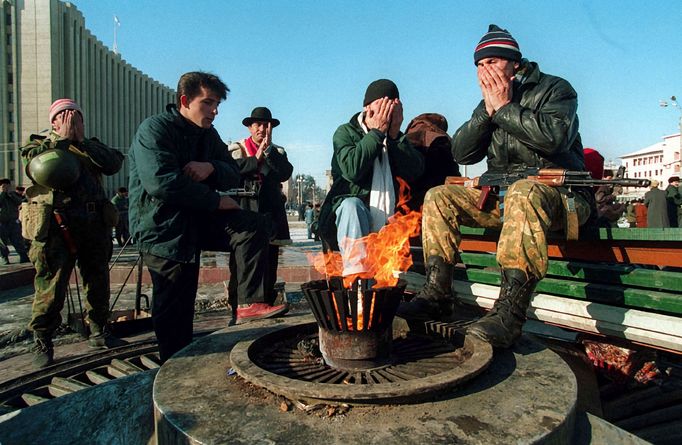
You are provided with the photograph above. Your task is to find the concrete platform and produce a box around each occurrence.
[0,370,157,445]
[154,314,582,444]
[0,314,648,445]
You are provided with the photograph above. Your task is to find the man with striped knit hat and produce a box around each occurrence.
[398,25,593,349]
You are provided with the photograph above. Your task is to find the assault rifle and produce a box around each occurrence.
[445,168,650,210]
[221,187,257,198]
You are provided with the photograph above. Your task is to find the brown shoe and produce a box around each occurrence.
[236,303,288,324]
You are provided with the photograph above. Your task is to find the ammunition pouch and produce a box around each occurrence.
[21,185,54,242]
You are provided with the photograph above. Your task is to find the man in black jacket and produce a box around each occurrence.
[398,25,593,349]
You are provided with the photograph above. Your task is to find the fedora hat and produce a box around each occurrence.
[242,107,280,127]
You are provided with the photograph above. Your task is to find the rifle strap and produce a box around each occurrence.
[563,193,579,240]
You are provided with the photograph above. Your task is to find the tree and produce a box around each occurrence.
[292,174,324,205]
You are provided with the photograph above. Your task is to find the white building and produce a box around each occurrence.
[619,133,681,196]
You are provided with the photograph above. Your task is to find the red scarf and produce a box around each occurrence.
[244,137,259,157]
[244,137,264,183]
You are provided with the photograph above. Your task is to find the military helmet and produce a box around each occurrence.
[26,149,81,190]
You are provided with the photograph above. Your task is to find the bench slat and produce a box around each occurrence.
[457,227,682,267]
[451,281,682,353]
[459,252,682,292]
[452,268,682,316]
[460,226,682,242]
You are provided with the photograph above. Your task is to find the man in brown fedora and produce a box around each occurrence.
[228,107,292,323]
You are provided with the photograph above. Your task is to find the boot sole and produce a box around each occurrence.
[236,305,289,324]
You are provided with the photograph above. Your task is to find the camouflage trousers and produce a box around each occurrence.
[28,212,113,338]
[421,180,591,279]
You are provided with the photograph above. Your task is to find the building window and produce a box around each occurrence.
[5,33,10,46]
[8,130,13,142]
[7,73,12,84]
[7,91,11,104]
[6,53,10,65]
[8,111,12,123]
[5,12,11,26]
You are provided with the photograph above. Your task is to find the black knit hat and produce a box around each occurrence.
[363,79,399,106]
[474,24,522,65]
[242,107,280,127]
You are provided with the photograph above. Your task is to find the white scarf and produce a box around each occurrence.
[358,113,395,232]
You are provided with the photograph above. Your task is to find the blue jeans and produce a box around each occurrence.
[335,197,372,276]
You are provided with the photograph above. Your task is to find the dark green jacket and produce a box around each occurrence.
[453,60,592,206]
[128,105,241,262]
[318,112,425,248]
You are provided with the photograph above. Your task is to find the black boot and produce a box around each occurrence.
[397,256,454,321]
[88,323,127,349]
[32,334,54,368]
[467,269,537,348]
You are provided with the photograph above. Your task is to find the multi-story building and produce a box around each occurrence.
[1,0,175,194]
[620,133,681,197]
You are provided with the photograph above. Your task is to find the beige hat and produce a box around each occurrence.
[650,180,659,188]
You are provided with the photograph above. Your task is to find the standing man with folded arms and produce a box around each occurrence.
[128,72,284,363]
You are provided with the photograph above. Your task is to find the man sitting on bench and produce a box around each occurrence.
[397,25,594,348]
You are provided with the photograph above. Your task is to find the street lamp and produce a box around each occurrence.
[660,95,682,176]
[296,175,304,207]
[310,178,316,204]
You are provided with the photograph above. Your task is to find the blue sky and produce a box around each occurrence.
[69,0,682,183]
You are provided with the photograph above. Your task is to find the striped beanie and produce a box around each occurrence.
[49,98,82,123]
[474,24,521,65]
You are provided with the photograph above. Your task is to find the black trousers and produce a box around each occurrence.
[144,209,269,363]
[228,243,279,311]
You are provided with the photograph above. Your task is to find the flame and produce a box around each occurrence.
[310,178,420,289]
[308,178,421,331]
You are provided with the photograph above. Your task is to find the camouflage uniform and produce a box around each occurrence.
[21,132,123,339]
[422,180,591,280]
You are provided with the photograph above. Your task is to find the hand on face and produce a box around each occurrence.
[0,183,9,193]
[53,110,85,142]
[364,97,396,135]
[388,99,403,139]
[183,161,215,182]
[477,61,515,116]
[256,122,272,160]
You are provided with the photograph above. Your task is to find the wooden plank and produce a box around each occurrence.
[452,281,682,352]
[458,237,682,267]
[460,226,682,242]
[460,252,682,292]
[454,281,682,337]
[452,268,682,315]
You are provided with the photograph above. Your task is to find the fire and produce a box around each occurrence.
[309,177,420,289]
[306,179,420,331]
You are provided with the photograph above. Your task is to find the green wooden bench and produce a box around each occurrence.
[406,227,682,353]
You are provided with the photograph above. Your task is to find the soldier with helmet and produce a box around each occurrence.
[20,98,125,368]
